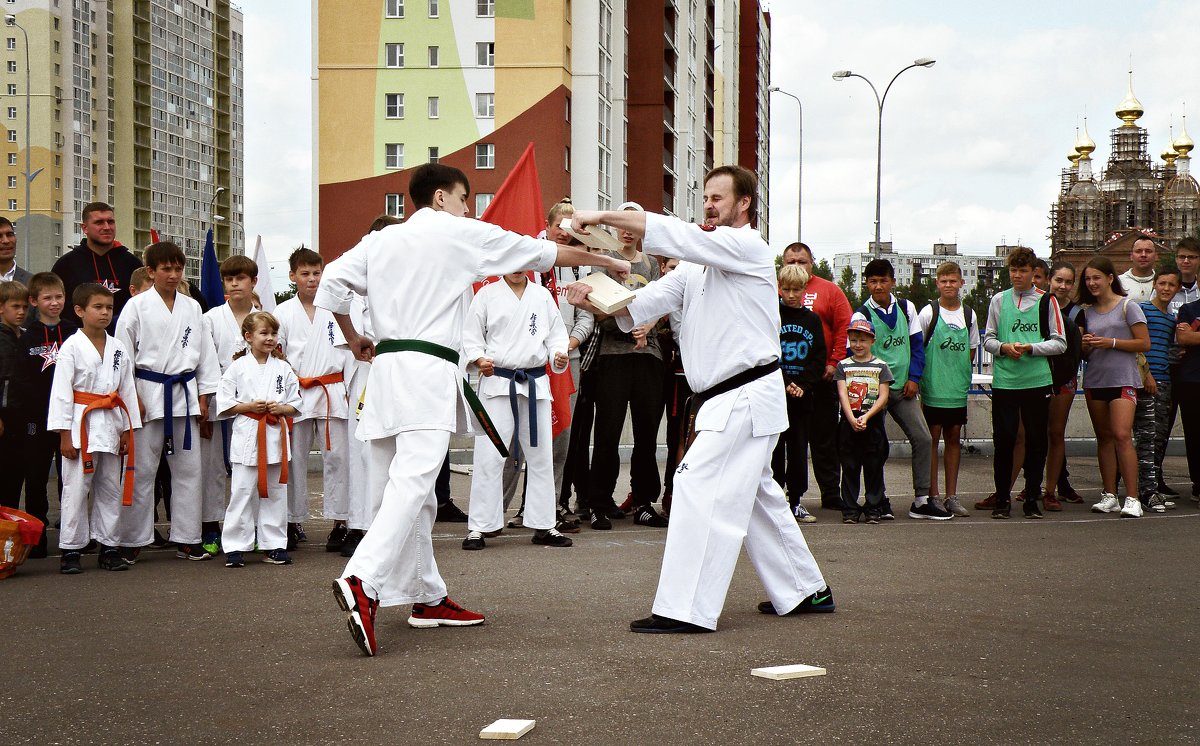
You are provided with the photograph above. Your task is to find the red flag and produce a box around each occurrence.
[150,229,160,243]
[476,143,574,437]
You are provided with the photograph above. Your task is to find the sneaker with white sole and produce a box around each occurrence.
[1091,493,1121,513]
[1146,494,1168,514]
[408,597,485,628]
[944,496,970,517]
[531,528,573,547]
[332,575,379,656]
[1119,497,1144,518]
[462,531,485,550]
[793,505,817,523]
[908,500,953,520]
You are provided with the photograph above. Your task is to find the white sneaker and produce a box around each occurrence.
[1119,497,1144,518]
[794,505,817,523]
[1091,494,1121,513]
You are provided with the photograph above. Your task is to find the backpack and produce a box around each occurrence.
[923,302,975,348]
[1050,301,1083,388]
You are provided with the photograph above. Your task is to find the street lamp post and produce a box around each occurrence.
[6,14,41,271]
[832,57,935,255]
[768,85,802,242]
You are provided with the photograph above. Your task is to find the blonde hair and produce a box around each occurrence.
[778,263,810,289]
[935,261,962,279]
[546,198,574,228]
[232,311,287,361]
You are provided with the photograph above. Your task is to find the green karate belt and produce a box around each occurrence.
[375,339,509,458]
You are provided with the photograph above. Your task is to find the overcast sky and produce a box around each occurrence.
[242,1,1200,268]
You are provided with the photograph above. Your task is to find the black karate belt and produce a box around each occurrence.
[374,339,510,458]
[493,365,546,460]
[682,359,781,451]
[134,368,197,455]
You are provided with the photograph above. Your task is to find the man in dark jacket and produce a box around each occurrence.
[50,202,142,328]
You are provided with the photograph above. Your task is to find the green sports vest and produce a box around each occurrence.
[867,303,909,392]
[919,307,971,408]
[993,289,1051,390]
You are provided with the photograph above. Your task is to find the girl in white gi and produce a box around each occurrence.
[462,271,573,549]
[49,283,142,574]
[216,312,302,568]
[275,248,353,552]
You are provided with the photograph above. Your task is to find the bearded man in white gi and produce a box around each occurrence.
[318,163,629,656]
[566,165,833,633]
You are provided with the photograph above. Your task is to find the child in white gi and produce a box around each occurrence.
[216,311,301,567]
[49,283,142,573]
[275,247,352,552]
[199,255,258,556]
[115,242,219,561]
[462,271,573,550]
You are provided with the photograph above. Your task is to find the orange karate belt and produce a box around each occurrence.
[243,412,293,498]
[72,390,136,506]
[297,371,344,449]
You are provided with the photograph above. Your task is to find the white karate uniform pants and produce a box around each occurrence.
[122,417,203,546]
[222,463,288,552]
[287,417,349,523]
[59,452,126,549]
[469,392,555,532]
[343,429,449,607]
[345,366,374,531]
[200,421,231,522]
[653,392,827,630]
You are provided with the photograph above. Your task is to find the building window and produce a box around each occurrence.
[385,93,404,118]
[6,176,14,188]
[385,143,404,169]
[427,96,439,118]
[475,93,494,118]
[475,143,495,169]
[428,0,438,17]
[565,95,571,121]
[385,0,404,18]
[7,61,15,73]
[6,153,14,165]
[385,193,405,218]
[475,193,493,215]
[5,38,14,51]
[7,199,15,210]
[5,84,13,95]
[476,42,494,67]
[385,43,404,68]
[427,46,439,67]
[564,146,570,171]
[6,131,14,143]
[6,107,15,119]
[477,0,494,17]
[428,146,439,163]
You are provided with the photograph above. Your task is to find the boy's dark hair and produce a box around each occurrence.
[368,214,402,233]
[220,254,258,279]
[863,258,895,280]
[1175,236,1200,255]
[288,247,324,271]
[1033,258,1050,274]
[81,202,114,222]
[143,241,186,269]
[1006,246,1037,269]
[0,280,28,304]
[409,163,470,209]
[27,272,65,299]
[72,282,111,309]
[1153,266,1182,284]
[704,165,758,222]
[0,216,12,230]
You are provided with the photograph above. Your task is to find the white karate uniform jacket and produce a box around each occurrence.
[314,207,558,441]
[463,280,570,399]
[215,354,302,465]
[114,289,220,421]
[47,330,143,449]
[274,297,352,421]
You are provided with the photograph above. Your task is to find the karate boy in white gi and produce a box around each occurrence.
[276,248,353,552]
[198,255,257,556]
[566,165,833,633]
[319,163,628,656]
[116,242,219,561]
[462,271,573,550]
[216,311,301,568]
[50,283,142,573]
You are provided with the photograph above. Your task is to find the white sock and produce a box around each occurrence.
[913,495,929,507]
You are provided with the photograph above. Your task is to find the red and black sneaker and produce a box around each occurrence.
[332,575,379,656]
[407,597,485,628]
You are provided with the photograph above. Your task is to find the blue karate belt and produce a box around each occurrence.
[134,368,197,455]
[493,366,546,458]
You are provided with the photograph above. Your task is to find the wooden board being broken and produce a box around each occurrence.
[577,271,636,314]
[558,218,625,252]
[751,664,827,680]
[480,719,536,740]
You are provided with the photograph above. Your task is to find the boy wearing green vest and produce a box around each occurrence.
[918,262,978,518]
[982,247,1066,519]
[851,259,951,520]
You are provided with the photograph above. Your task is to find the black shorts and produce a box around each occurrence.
[922,404,968,427]
[1084,386,1137,403]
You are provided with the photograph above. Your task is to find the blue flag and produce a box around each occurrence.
[200,227,225,309]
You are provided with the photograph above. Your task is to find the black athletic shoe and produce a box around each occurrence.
[991,508,1011,519]
[531,528,573,547]
[1023,500,1044,519]
[589,512,612,530]
[462,531,485,550]
[326,525,349,552]
[908,501,953,520]
[296,525,308,542]
[263,548,293,565]
[842,514,859,525]
[225,551,245,568]
[119,546,140,565]
[286,523,300,551]
[98,548,131,571]
[633,506,669,527]
[630,614,712,634]
[175,544,212,561]
[1157,482,1179,497]
[60,551,83,574]
[339,529,364,558]
[758,587,836,615]
[602,506,627,520]
[436,499,470,523]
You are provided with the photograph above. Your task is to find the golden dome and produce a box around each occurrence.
[1115,73,1144,126]
[1075,121,1096,156]
[1068,152,1081,165]
[1162,145,1178,165]
[1175,117,1194,156]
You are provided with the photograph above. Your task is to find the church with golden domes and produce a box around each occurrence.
[1049,75,1199,274]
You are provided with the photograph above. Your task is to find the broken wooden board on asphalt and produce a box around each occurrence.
[751,664,827,680]
[480,719,536,740]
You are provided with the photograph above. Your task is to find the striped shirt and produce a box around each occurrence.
[1139,301,1175,381]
